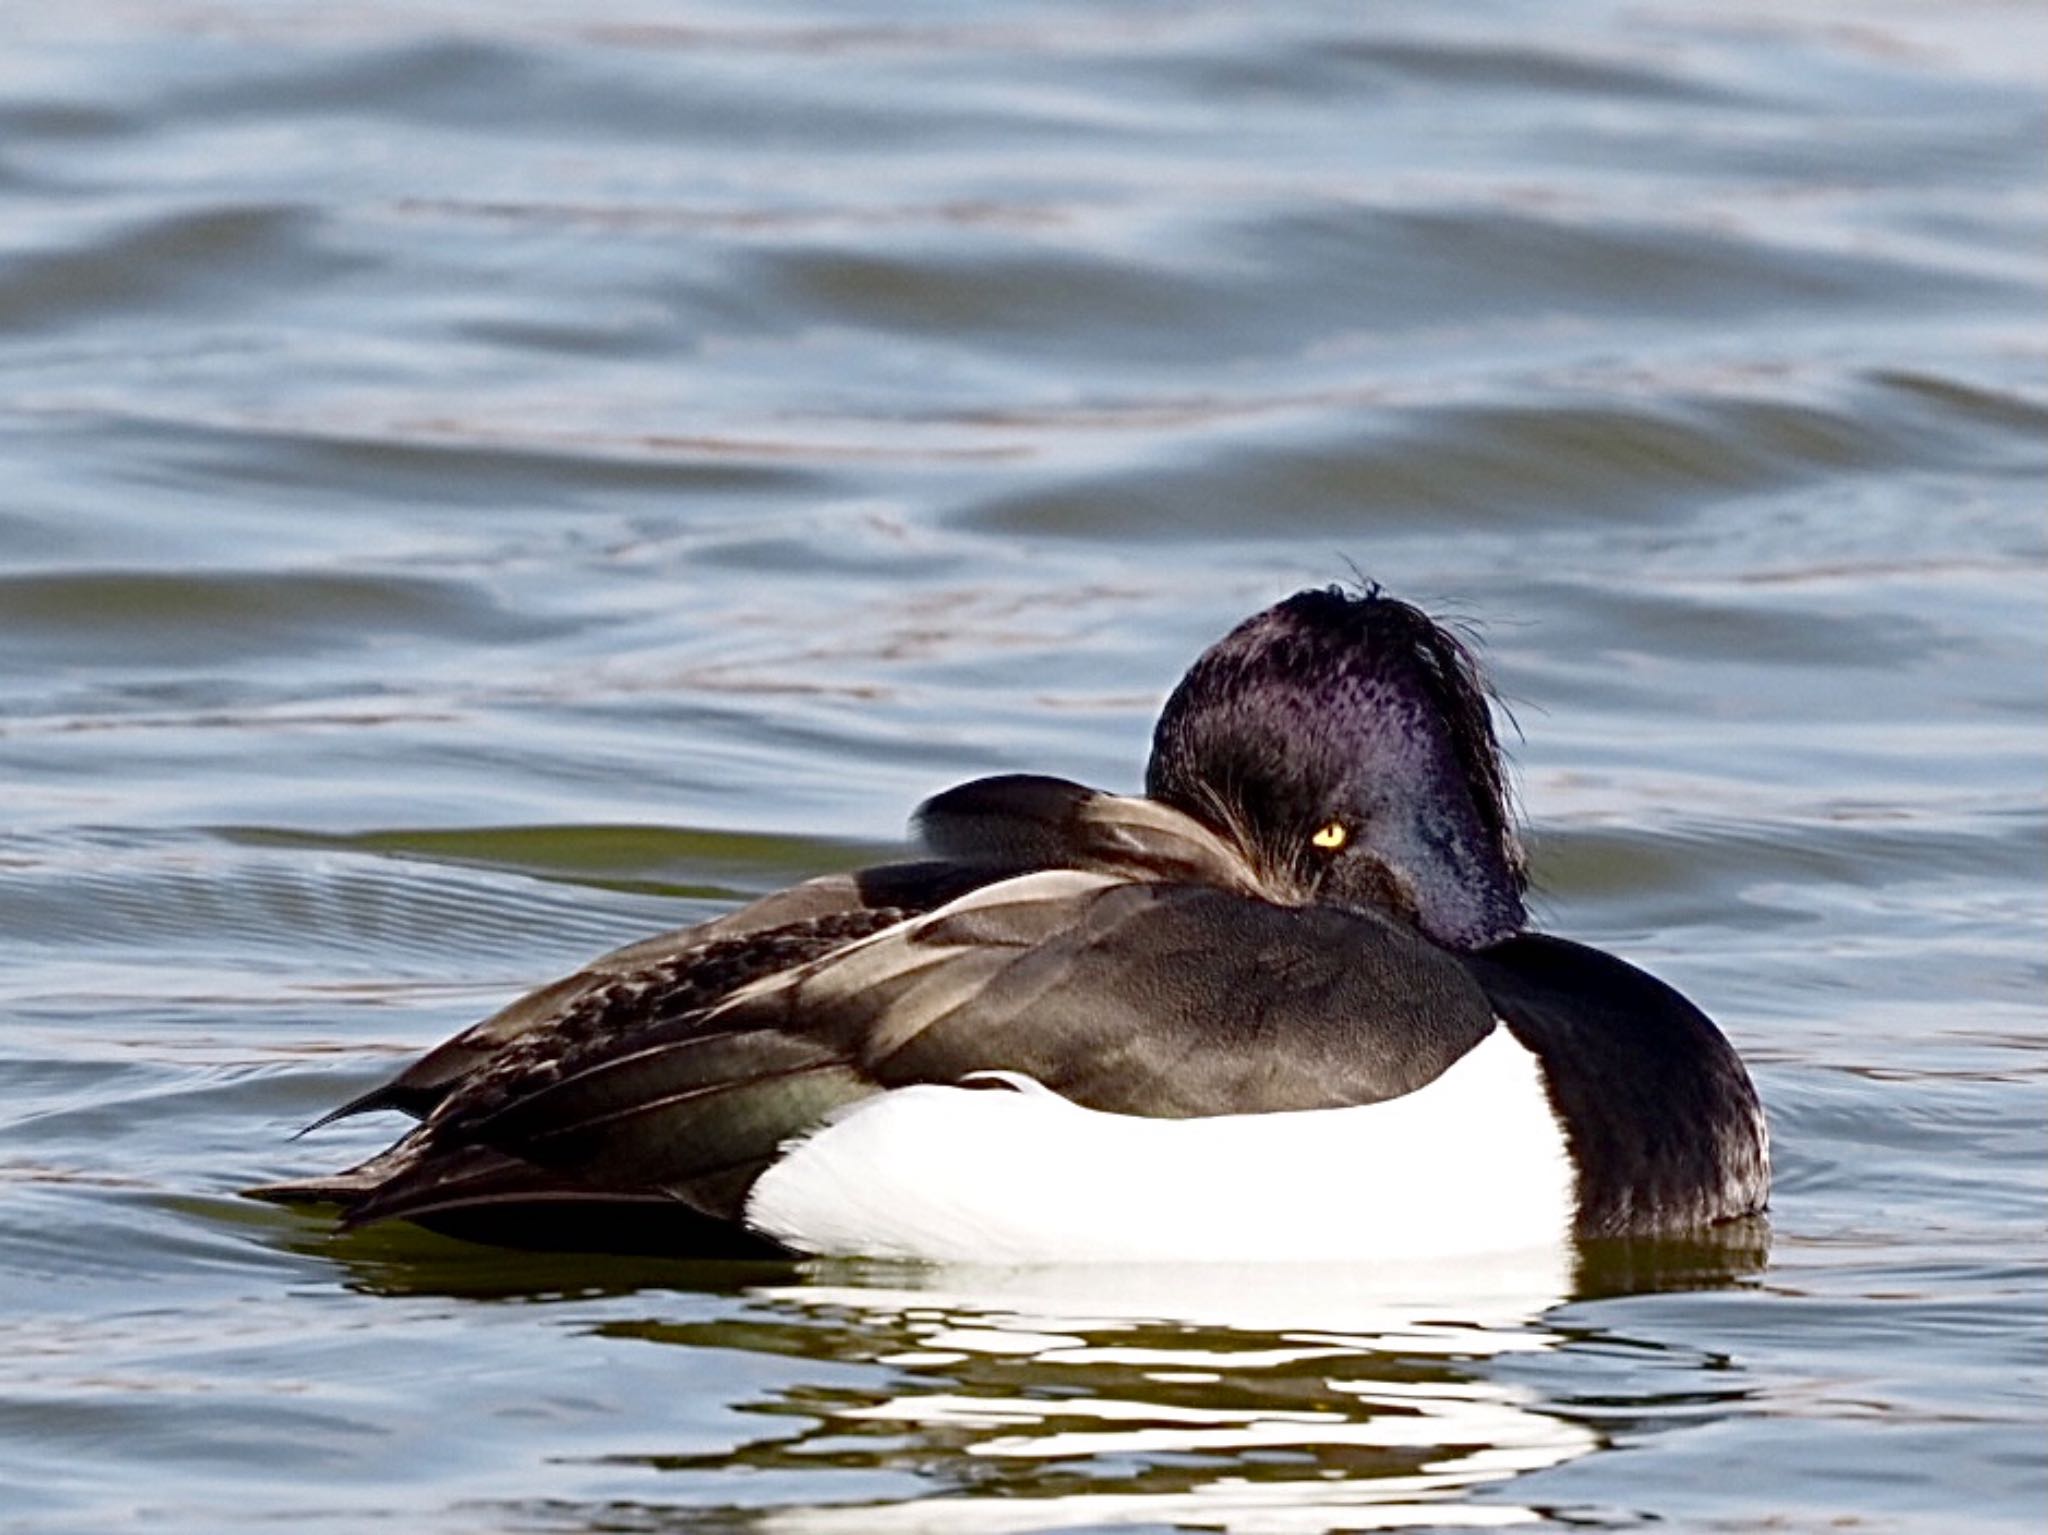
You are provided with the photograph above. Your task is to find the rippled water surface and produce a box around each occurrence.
[2,2,2044,1530]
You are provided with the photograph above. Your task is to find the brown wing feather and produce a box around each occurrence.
[376,870,1491,1213]
[260,788,1492,1252]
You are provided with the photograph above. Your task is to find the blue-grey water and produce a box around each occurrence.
[2,2,2044,1531]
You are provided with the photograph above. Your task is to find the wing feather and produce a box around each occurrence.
[271,789,1501,1248]
[418,870,1495,1212]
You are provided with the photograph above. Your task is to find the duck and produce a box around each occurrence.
[251,586,1769,1262]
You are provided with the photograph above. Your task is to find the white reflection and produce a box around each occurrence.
[752,1248,1595,1534]
[767,1242,1572,1340]
[765,1483,1554,1533]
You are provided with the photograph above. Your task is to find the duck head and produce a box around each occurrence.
[1146,586,1526,950]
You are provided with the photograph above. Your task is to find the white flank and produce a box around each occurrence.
[744,1024,1574,1264]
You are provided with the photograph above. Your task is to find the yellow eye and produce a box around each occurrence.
[1311,820,1349,851]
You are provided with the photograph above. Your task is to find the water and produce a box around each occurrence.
[1,1,2043,1529]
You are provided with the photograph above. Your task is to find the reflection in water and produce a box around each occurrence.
[554,1236,1766,1534]
[1,0,2036,1524]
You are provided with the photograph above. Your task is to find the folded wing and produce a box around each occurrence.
[254,779,1501,1249]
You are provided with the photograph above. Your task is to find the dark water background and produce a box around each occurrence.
[2,2,2043,1530]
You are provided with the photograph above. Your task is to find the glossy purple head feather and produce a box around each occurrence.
[1146,586,1526,950]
